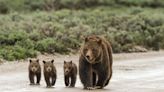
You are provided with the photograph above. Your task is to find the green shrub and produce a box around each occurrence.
[24,0,44,11]
[0,1,9,14]
[0,30,28,45]
[39,22,65,37]
[2,0,164,12]
[35,38,68,54]
[0,6,164,61]
[16,39,34,49]
[0,46,37,61]
[28,31,42,41]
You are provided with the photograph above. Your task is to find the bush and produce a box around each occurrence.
[0,6,164,60]
[16,39,34,49]
[35,38,68,54]
[0,1,9,14]
[0,46,37,61]
[2,0,164,12]
[24,0,44,11]
[0,30,28,45]
[28,31,42,41]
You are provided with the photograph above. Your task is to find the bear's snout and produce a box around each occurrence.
[86,55,90,59]
[64,69,70,74]
[46,67,52,72]
[85,50,93,61]
[31,67,37,72]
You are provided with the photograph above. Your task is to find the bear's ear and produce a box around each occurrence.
[43,61,46,64]
[64,61,66,64]
[85,37,88,42]
[51,60,54,63]
[29,59,32,63]
[70,60,72,64]
[36,59,39,63]
[97,39,102,44]
[80,35,86,40]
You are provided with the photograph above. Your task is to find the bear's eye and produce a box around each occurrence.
[84,48,88,51]
[92,48,97,52]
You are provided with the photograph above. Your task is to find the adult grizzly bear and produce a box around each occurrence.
[79,35,113,90]
[28,59,41,85]
[43,60,57,88]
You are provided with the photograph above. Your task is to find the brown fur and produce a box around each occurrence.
[28,59,41,85]
[63,60,77,87]
[43,60,57,88]
[79,35,113,90]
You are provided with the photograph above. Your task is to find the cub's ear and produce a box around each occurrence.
[64,61,66,64]
[84,36,88,42]
[80,35,88,42]
[70,60,72,64]
[51,60,54,63]
[36,59,39,63]
[43,61,46,64]
[80,35,86,40]
[29,59,32,63]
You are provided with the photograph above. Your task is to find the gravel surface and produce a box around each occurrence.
[0,51,164,92]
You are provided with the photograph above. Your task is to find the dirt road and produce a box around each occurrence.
[0,52,164,92]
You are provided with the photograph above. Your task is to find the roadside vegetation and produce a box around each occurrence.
[0,0,164,61]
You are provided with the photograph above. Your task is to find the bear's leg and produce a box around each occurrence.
[96,71,108,89]
[36,72,41,85]
[104,78,110,87]
[79,61,93,90]
[51,74,56,86]
[70,75,76,87]
[65,76,69,87]
[104,68,112,87]
[45,75,51,88]
[29,73,35,85]
[92,72,97,86]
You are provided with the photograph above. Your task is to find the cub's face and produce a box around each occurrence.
[29,59,40,72]
[64,61,72,75]
[83,36,102,64]
[43,60,54,72]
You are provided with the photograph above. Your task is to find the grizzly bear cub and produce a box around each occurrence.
[28,59,41,85]
[63,60,77,87]
[43,60,57,88]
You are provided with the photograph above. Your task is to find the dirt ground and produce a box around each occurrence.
[0,51,164,92]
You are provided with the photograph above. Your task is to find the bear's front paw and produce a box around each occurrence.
[46,86,51,88]
[29,83,35,85]
[69,85,75,88]
[84,87,95,90]
[94,86,103,89]
[36,83,40,85]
